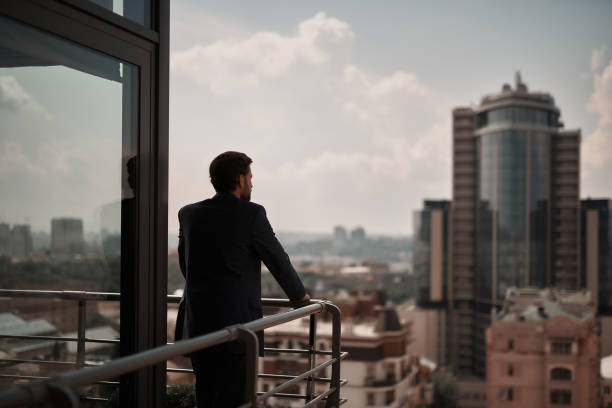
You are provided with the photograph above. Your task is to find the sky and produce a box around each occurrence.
[168,0,612,236]
[0,2,610,237]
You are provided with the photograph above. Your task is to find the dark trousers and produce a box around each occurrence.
[191,350,246,407]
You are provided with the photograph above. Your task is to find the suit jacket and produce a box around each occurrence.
[174,192,306,355]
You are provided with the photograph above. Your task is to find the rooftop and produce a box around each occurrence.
[0,312,57,336]
[480,71,556,108]
[494,287,594,323]
[265,307,405,340]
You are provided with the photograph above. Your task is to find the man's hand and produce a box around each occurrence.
[291,293,310,308]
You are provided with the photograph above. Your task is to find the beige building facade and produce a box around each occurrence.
[486,288,599,408]
[261,292,433,408]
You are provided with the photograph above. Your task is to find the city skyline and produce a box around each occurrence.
[168,0,612,236]
[1,2,610,235]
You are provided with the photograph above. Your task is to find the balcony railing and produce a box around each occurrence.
[363,373,397,388]
[0,289,347,407]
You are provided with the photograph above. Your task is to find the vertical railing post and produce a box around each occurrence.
[76,299,86,369]
[324,302,341,408]
[306,313,317,402]
[235,327,259,408]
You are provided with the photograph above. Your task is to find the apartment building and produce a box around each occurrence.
[486,288,599,407]
[261,291,430,407]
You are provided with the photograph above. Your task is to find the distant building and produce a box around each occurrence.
[261,290,430,408]
[0,223,10,256]
[51,218,84,255]
[581,199,611,314]
[411,200,451,369]
[456,378,487,408]
[11,224,33,258]
[361,258,390,274]
[350,227,366,245]
[399,301,448,374]
[449,73,581,377]
[333,225,348,248]
[413,200,450,308]
[486,288,599,408]
[581,198,612,357]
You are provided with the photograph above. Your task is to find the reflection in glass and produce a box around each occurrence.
[413,210,431,304]
[529,133,550,287]
[477,127,551,300]
[475,107,558,129]
[82,0,151,27]
[0,15,138,391]
[496,131,527,299]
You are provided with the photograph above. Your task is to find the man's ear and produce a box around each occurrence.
[238,174,245,188]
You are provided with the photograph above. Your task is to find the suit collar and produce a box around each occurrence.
[213,191,239,201]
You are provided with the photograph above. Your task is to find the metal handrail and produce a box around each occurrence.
[0,289,345,407]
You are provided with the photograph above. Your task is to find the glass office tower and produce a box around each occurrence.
[475,75,559,301]
[448,73,581,377]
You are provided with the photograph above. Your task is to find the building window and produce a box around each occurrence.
[367,392,375,406]
[366,363,376,378]
[386,362,396,381]
[550,389,572,405]
[287,339,293,349]
[551,341,572,355]
[498,387,514,401]
[550,367,572,381]
[508,339,514,350]
[507,363,514,376]
[385,390,395,405]
[319,342,326,351]
[604,385,611,395]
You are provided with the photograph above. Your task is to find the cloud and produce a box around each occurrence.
[582,54,612,197]
[591,45,607,73]
[171,12,354,94]
[0,75,48,117]
[169,12,453,234]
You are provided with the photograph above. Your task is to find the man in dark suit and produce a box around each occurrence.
[176,151,309,407]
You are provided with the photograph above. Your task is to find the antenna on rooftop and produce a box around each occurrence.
[515,70,527,92]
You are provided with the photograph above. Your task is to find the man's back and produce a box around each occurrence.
[179,192,263,340]
[178,192,306,350]
[177,151,308,407]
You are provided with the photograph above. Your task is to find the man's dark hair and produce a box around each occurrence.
[209,151,252,192]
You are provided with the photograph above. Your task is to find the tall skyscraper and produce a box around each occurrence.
[449,73,581,377]
[333,225,348,248]
[350,226,366,245]
[51,217,84,255]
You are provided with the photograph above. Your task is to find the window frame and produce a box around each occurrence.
[550,367,572,381]
[0,2,169,407]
